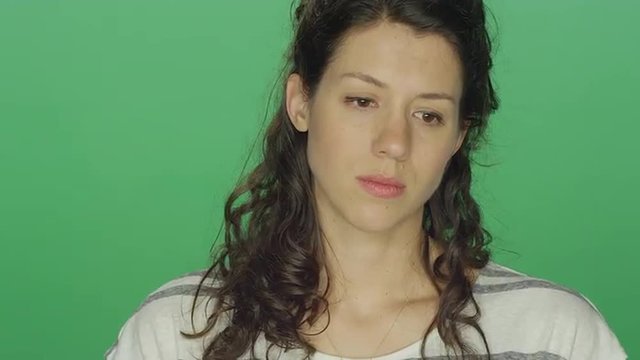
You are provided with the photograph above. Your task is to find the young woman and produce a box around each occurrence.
[106,0,627,359]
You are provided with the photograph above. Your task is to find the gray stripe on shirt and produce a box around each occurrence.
[404,351,565,359]
[473,279,581,297]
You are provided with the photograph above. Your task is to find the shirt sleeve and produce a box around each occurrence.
[567,295,628,360]
[104,303,180,360]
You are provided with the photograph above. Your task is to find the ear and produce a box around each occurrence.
[285,73,310,132]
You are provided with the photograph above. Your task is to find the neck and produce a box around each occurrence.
[317,213,442,309]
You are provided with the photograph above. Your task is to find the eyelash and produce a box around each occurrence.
[344,96,444,124]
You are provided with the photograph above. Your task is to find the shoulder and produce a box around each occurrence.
[471,261,627,359]
[105,269,305,360]
[104,269,223,360]
[473,261,596,327]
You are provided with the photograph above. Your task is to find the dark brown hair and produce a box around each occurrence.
[182,0,499,358]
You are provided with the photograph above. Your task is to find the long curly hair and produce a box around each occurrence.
[181,0,499,358]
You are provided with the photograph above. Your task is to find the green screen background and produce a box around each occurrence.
[1,1,637,358]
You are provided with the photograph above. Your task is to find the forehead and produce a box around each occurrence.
[322,21,464,100]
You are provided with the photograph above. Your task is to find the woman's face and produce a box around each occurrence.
[286,21,467,233]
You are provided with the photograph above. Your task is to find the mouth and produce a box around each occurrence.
[355,175,406,199]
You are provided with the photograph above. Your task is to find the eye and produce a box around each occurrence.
[345,96,377,109]
[415,111,443,125]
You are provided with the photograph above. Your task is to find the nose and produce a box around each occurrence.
[372,111,411,161]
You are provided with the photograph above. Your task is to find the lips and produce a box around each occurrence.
[356,175,405,188]
[356,175,406,199]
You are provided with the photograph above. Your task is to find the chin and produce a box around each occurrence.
[345,204,406,233]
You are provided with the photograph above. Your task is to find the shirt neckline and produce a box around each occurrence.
[311,263,493,359]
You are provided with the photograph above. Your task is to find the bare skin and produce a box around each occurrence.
[285,20,475,358]
[301,235,448,358]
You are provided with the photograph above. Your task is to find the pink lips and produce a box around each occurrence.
[356,175,406,199]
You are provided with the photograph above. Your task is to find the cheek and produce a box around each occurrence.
[306,117,345,177]
[415,131,459,165]
[412,143,456,191]
[306,106,365,175]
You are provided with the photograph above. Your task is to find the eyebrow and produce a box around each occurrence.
[340,71,456,103]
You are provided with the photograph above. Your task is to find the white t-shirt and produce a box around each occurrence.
[104,261,628,359]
